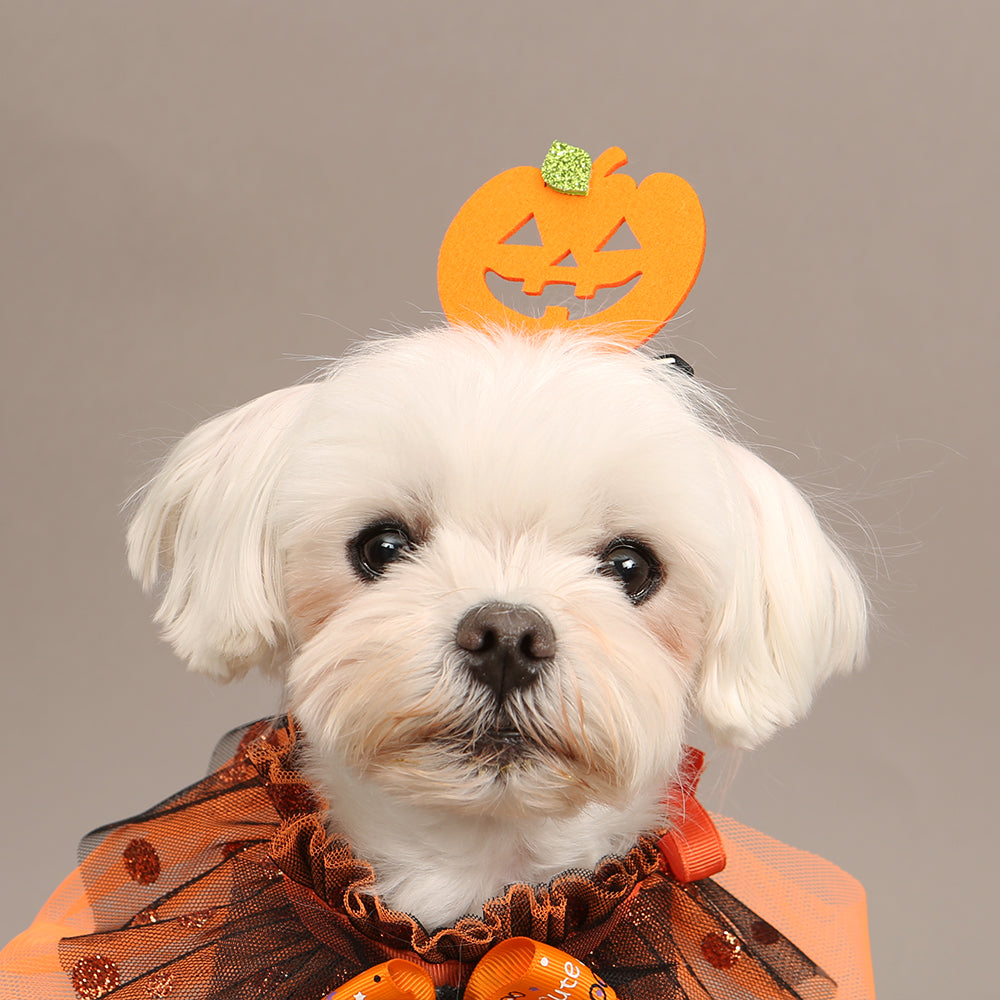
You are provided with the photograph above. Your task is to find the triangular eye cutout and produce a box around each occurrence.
[502,215,544,246]
[600,219,641,251]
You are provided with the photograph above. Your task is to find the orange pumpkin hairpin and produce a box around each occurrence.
[437,141,706,348]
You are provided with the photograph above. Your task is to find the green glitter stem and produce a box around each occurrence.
[541,141,592,196]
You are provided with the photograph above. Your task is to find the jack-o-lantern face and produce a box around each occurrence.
[437,147,705,347]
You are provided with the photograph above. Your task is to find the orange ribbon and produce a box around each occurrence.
[323,939,616,1000]
[657,746,727,884]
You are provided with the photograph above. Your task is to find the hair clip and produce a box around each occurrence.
[657,353,695,377]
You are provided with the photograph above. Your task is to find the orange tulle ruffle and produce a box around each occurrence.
[0,718,875,999]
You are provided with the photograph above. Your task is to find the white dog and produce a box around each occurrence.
[126,325,866,933]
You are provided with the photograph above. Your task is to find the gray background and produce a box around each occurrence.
[1,3,996,996]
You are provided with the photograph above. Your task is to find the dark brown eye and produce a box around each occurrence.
[350,522,415,580]
[597,539,662,604]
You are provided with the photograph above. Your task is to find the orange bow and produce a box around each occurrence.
[323,938,615,1000]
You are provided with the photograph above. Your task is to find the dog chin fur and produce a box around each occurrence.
[126,325,867,930]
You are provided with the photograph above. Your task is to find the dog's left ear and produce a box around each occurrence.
[126,385,313,681]
[696,441,867,748]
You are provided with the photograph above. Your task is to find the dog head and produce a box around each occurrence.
[128,326,865,834]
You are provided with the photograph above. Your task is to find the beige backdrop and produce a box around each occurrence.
[2,3,996,996]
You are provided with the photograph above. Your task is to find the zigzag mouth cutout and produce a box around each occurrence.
[484,271,642,322]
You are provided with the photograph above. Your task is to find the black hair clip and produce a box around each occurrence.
[657,354,695,378]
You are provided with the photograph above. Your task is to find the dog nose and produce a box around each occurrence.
[455,602,556,699]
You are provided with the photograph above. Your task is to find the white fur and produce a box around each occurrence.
[127,326,866,929]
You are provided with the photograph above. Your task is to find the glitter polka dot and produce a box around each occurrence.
[249,968,288,994]
[122,838,161,885]
[72,955,121,998]
[146,971,174,998]
[260,969,288,989]
[255,857,284,883]
[215,759,255,785]
[177,908,214,929]
[267,782,318,817]
[701,931,742,969]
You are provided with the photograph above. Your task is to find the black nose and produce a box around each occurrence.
[455,602,556,699]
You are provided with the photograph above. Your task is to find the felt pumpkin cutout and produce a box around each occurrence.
[437,146,706,347]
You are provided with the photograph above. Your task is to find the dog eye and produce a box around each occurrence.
[350,522,416,580]
[597,539,662,604]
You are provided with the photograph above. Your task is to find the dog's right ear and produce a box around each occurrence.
[695,440,868,748]
[126,385,313,681]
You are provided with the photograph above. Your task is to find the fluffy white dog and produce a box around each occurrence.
[126,325,866,932]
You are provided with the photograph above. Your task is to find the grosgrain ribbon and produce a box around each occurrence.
[657,746,727,883]
[323,939,615,1000]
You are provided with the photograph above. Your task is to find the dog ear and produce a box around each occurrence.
[126,385,313,680]
[696,441,867,748]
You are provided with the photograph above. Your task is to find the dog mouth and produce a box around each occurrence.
[472,726,526,760]
[450,719,536,767]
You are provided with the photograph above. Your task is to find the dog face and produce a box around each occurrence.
[127,327,865,907]
[277,331,729,824]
